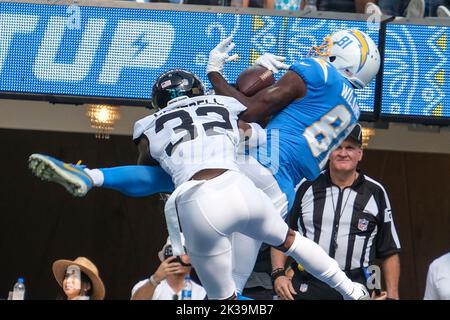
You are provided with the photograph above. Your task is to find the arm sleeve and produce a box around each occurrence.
[375,186,401,258]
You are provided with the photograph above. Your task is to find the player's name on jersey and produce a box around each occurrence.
[341,83,359,115]
[155,96,229,117]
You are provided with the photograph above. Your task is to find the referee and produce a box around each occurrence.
[271,124,401,300]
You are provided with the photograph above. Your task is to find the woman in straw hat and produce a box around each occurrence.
[52,256,105,300]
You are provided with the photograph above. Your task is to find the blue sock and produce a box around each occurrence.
[100,165,174,197]
[237,292,254,300]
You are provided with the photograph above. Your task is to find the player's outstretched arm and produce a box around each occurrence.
[209,71,306,123]
[207,37,305,123]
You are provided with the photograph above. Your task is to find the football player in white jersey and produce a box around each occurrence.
[117,68,369,300]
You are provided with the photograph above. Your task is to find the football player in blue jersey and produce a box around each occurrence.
[208,30,380,211]
[29,29,379,299]
[206,29,380,293]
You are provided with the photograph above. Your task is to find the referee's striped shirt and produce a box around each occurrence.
[289,170,401,271]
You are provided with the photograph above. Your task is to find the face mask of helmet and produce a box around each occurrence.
[151,69,206,110]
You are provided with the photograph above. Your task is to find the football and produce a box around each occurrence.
[236,65,275,96]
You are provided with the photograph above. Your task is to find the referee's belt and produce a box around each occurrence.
[292,263,365,281]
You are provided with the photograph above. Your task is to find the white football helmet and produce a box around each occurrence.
[309,29,381,89]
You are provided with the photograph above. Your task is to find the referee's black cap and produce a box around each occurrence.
[348,123,363,147]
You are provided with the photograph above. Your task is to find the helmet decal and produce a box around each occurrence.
[350,30,370,72]
[151,69,205,109]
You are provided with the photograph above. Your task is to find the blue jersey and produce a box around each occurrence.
[262,58,360,209]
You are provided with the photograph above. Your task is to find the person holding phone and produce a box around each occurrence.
[131,236,206,300]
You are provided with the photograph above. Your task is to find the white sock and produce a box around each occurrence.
[285,232,356,299]
[83,169,104,187]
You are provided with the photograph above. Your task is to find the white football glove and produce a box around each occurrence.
[254,53,290,73]
[207,36,239,75]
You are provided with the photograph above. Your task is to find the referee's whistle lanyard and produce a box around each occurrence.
[330,185,352,251]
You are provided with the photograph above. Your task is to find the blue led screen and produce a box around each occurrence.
[0,2,378,112]
[382,23,450,120]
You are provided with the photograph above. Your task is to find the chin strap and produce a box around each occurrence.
[167,95,189,106]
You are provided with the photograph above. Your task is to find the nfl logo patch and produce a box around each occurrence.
[358,218,369,231]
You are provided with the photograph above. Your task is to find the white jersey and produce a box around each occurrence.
[131,279,206,300]
[424,252,450,300]
[133,95,246,187]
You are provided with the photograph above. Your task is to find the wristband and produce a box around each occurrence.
[271,268,285,281]
[149,275,160,287]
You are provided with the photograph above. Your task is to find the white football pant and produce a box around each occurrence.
[232,155,288,292]
[176,170,288,299]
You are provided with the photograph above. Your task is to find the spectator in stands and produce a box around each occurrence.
[365,0,424,17]
[233,0,301,9]
[317,0,373,13]
[366,0,449,17]
[271,0,303,10]
[436,4,450,17]
[131,236,206,300]
[53,256,105,300]
[184,0,232,5]
[144,0,232,4]
[424,251,450,300]
[233,0,267,7]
